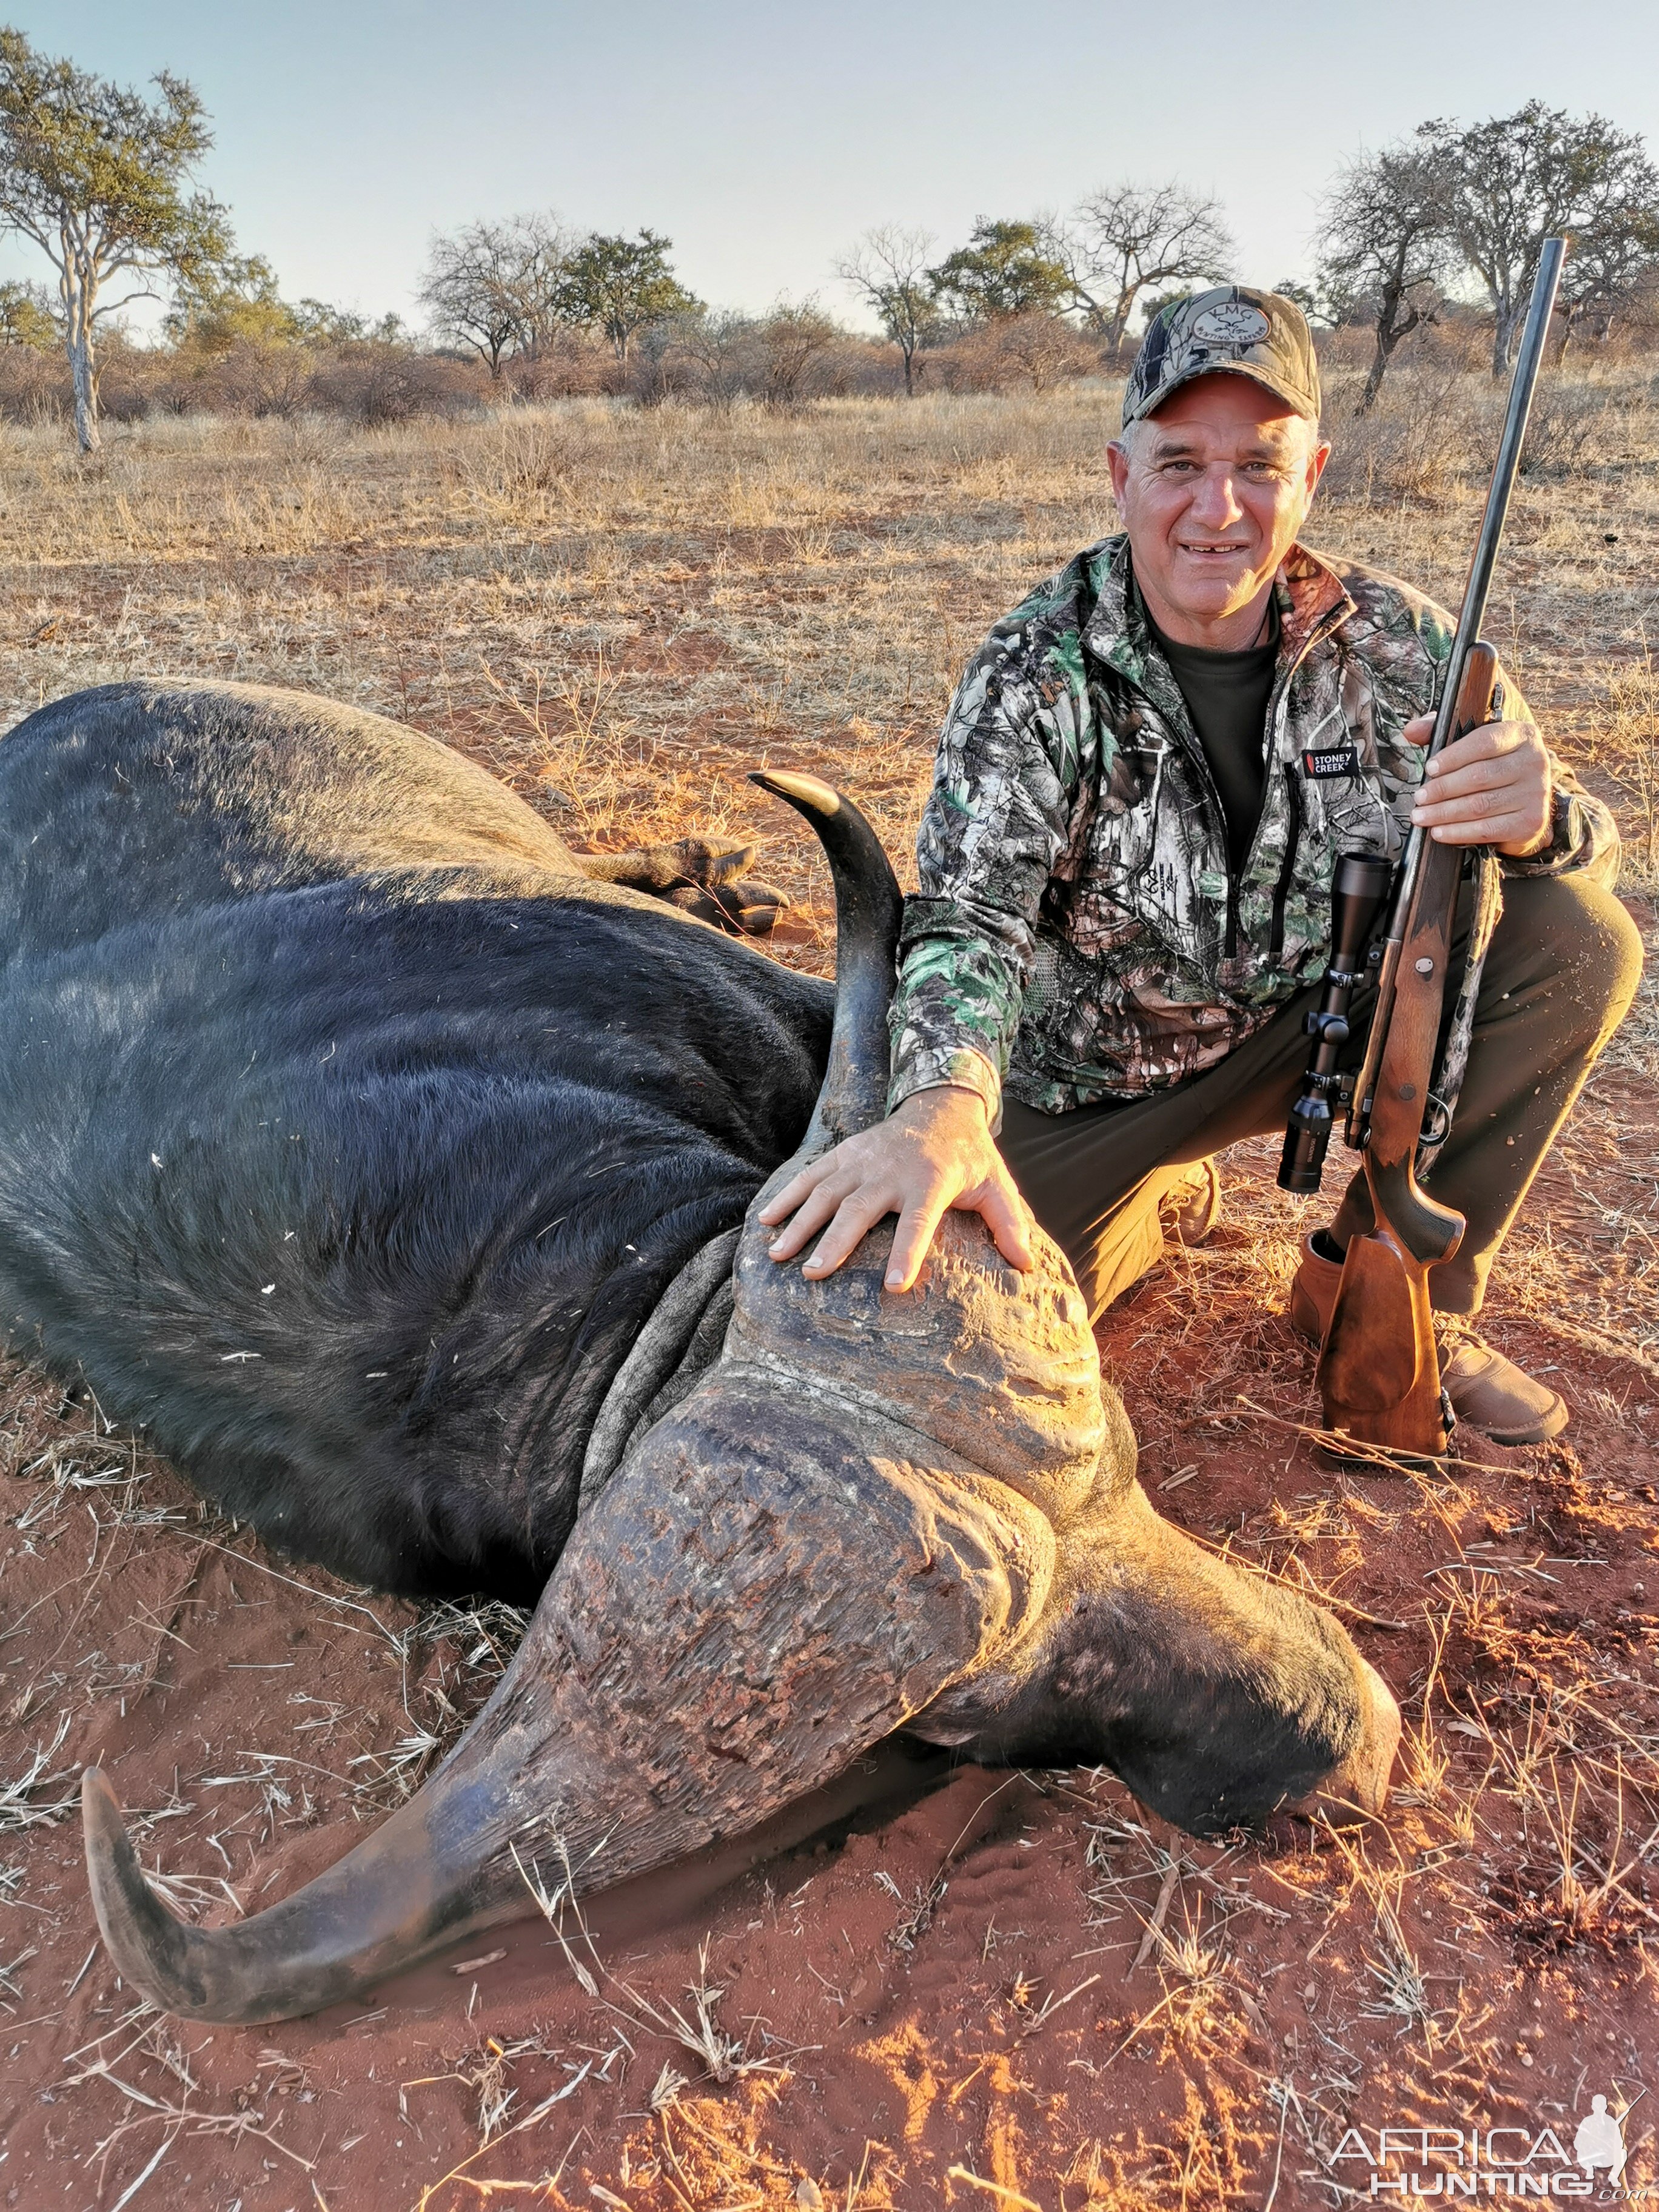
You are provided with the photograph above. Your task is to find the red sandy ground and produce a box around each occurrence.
[0,945,1654,2211]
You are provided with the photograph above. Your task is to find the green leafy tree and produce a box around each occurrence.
[164,252,300,354]
[287,300,406,346]
[0,273,54,347]
[928,219,1070,323]
[834,224,939,393]
[0,27,235,449]
[560,229,699,363]
[289,298,366,346]
[1271,280,1329,328]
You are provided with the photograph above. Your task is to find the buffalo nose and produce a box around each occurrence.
[1284,1654,1401,1826]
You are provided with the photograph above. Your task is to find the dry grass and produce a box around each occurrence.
[3,358,1659,2208]
[7,360,1652,931]
[2,389,1141,929]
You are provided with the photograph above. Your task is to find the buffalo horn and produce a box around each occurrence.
[79,771,970,2026]
[748,771,902,1152]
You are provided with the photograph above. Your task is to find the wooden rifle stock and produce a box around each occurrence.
[1315,645,1499,1454]
[1302,236,1564,1458]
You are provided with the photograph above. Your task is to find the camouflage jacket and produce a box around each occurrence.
[888,535,1617,1119]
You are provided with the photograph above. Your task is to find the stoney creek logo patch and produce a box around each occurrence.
[1302,743,1364,779]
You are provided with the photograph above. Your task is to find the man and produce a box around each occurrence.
[762,287,1641,1445]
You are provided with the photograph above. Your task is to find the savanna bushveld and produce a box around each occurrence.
[0,25,1658,2212]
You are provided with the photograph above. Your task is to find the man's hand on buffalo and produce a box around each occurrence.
[1407,711,1553,859]
[760,1084,1036,1290]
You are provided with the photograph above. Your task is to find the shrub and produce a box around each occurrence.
[1319,364,1492,504]
[934,313,1101,394]
[456,415,581,505]
[503,333,615,403]
[757,300,839,410]
[189,339,317,418]
[306,343,483,424]
[0,342,64,421]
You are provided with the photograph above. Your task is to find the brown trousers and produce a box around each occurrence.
[998,867,1644,1323]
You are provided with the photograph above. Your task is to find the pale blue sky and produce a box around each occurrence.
[5,0,1658,330]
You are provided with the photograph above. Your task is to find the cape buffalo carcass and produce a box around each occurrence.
[0,682,1400,2026]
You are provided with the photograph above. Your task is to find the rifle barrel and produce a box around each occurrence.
[1423,235,1566,774]
[1344,235,1566,1149]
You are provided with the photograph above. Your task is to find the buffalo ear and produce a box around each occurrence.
[674,837,758,890]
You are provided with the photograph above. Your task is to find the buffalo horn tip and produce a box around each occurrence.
[81,1766,198,2013]
[748,768,840,816]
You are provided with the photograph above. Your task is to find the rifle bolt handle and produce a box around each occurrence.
[1414,956,1435,974]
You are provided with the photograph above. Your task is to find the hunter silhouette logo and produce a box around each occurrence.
[1575,2097,1627,2188]
[1333,2091,1644,2196]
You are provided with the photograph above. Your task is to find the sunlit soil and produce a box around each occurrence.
[0,362,1655,2207]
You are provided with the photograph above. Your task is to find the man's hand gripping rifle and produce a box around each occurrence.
[1277,237,1567,1458]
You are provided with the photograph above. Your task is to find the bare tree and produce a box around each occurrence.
[0,28,234,451]
[759,297,837,409]
[1553,162,1659,357]
[420,214,570,381]
[1047,183,1235,356]
[1421,103,1659,377]
[669,309,756,409]
[834,224,937,394]
[1316,143,1453,413]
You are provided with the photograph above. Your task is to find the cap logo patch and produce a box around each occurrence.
[1189,302,1270,346]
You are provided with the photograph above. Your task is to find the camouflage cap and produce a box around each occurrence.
[1121,286,1321,430]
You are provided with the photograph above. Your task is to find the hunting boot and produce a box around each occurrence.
[1288,1231,1568,1447]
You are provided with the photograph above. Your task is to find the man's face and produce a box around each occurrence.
[1107,375,1330,638]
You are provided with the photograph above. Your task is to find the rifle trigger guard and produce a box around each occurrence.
[1419,1093,1452,1150]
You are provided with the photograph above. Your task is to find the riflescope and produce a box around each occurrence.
[1277,851,1395,1195]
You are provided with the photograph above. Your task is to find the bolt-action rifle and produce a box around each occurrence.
[1277,236,1567,1456]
